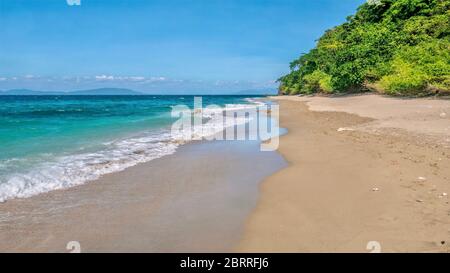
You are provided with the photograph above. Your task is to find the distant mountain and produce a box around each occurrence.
[0,89,61,95]
[234,88,278,95]
[0,88,144,96]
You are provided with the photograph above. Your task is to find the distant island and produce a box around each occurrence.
[279,0,450,96]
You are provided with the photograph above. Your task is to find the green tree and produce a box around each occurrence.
[279,0,450,96]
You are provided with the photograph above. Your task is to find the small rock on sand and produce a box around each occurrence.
[337,127,354,132]
[440,112,447,118]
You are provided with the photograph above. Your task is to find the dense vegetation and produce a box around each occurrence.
[279,0,450,96]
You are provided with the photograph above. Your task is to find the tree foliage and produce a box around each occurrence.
[279,0,450,96]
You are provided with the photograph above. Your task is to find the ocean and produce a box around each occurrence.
[0,95,264,202]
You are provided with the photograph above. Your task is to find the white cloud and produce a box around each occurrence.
[0,74,277,93]
[93,75,166,82]
[95,75,115,81]
[128,76,146,81]
[145,76,166,83]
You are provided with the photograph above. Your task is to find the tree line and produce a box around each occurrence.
[279,0,450,96]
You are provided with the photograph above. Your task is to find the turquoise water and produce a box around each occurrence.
[0,95,261,201]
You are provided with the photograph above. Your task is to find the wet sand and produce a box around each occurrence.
[237,94,450,253]
[0,140,286,252]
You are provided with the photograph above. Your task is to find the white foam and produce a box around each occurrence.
[0,100,265,202]
[171,103,260,141]
[0,131,178,202]
[244,97,267,107]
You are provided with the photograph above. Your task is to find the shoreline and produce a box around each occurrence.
[0,139,286,252]
[237,94,450,253]
[0,96,264,204]
[2,94,449,252]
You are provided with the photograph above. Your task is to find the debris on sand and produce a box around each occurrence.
[337,127,354,132]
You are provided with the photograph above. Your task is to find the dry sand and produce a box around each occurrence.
[237,94,450,253]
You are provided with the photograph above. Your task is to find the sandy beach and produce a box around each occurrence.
[0,139,285,252]
[237,94,450,253]
[1,94,450,253]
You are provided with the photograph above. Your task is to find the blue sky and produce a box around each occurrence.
[0,0,365,93]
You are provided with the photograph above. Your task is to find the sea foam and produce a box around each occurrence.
[0,102,261,202]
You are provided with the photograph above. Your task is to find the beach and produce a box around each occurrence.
[1,94,450,253]
[2,0,449,257]
[0,139,285,252]
[0,95,288,252]
[238,94,450,253]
